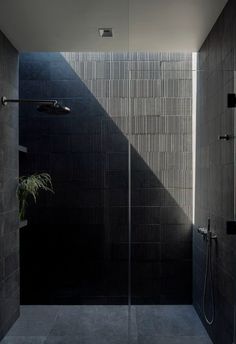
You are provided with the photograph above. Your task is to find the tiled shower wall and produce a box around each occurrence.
[19,52,192,304]
[0,31,19,340]
[194,0,236,343]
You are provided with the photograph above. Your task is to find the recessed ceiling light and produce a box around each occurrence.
[98,28,113,37]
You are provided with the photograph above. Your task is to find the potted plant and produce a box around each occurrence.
[18,173,54,227]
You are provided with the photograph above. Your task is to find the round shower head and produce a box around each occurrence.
[37,102,71,115]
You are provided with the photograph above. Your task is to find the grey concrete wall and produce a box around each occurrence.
[19,52,192,305]
[0,31,19,340]
[194,1,236,343]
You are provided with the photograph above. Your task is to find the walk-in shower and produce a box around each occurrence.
[13,51,208,344]
[0,49,216,344]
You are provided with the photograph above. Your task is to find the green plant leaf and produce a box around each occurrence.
[18,173,54,221]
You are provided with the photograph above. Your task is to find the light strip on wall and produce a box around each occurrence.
[192,52,197,224]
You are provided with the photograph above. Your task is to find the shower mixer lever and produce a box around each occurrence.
[197,227,208,235]
[197,220,217,240]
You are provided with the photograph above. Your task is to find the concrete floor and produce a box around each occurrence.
[1,305,212,344]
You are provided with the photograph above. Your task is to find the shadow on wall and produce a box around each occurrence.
[19,52,192,305]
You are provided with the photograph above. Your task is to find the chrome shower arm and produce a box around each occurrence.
[1,96,58,106]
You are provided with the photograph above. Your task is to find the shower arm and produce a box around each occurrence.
[1,96,58,106]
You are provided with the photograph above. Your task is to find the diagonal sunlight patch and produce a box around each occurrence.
[61,52,192,221]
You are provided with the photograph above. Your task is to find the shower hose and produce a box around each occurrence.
[203,235,215,325]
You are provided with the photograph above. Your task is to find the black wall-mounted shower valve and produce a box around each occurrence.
[227,93,236,108]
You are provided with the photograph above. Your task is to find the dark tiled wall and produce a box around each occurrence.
[0,31,19,340]
[194,1,236,343]
[19,52,192,305]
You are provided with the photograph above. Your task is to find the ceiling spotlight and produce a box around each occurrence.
[98,28,113,37]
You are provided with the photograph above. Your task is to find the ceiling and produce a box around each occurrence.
[0,0,228,52]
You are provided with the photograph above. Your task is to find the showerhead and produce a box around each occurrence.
[37,102,71,115]
[1,96,71,115]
